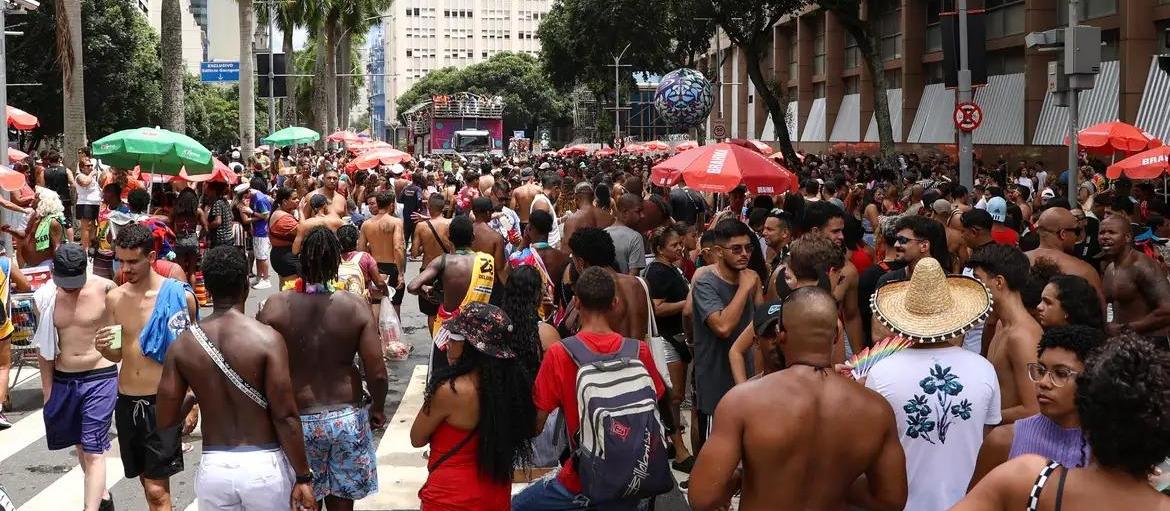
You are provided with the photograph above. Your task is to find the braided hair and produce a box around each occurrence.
[300,226,341,284]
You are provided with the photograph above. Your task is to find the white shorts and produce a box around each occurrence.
[662,337,682,364]
[195,448,293,511]
[253,236,271,260]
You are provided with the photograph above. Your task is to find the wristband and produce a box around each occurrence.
[295,471,313,484]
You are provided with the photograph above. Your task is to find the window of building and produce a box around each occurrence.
[1057,0,1116,21]
[845,76,860,94]
[884,70,902,89]
[1101,28,1118,61]
[406,49,412,57]
[483,51,489,58]
[926,0,942,52]
[844,32,859,69]
[814,82,826,98]
[878,0,902,61]
[786,29,797,81]
[985,48,1024,75]
[813,17,826,75]
[1084,0,1116,18]
[986,0,1024,38]
[925,62,944,84]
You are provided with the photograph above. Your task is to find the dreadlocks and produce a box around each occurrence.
[300,226,341,284]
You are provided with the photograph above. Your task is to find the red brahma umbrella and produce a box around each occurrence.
[346,140,393,153]
[623,143,648,154]
[642,140,671,153]
[327,130,363,143]
[7,105,37,130]
[1068,121,1158,154]
[726,139,774,155]
[1106,146,1170,180]
[651,143,798,194]
[595,147,617,157]
[7,148,28,163]
[143,159,239,184]
[346,148,413,171]
[557,144,590,156]
[675,141,699,152]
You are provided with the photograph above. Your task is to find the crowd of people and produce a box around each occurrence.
[2,140,1170,511]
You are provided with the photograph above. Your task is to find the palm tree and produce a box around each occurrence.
[160,0,186,131]
[57,0,86,169]
[238,0,256,158]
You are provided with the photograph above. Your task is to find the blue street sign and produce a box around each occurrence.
[200,61,240,82]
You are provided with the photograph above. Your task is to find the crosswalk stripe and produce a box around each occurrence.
[17,438,126,510]
[0,409,45,465]
[355,364,429,511]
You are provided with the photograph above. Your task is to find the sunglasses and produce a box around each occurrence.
[717,243,752,255]
[894,235,925,245]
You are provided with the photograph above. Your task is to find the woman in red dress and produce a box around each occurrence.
[411,302,535,510]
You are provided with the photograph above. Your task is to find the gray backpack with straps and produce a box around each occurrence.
[561,335,673,503]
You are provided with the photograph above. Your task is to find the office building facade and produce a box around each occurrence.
[698,0,1170,161]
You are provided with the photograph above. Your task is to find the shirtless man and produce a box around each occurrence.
[948,185,974,230]
[565,227,649,340]
[801,201,865,354]
[411,193,451,328]
[478,166,495,197]
[511,168,541,229]
[258,228,388,509]
[689,287,907,511]
[1099,215,1170,342]
[930,199,967,272]
[1026,207,1105,304]
[1010,184,1033,227]
[156,246,316,511]
[96,224,199,511]
[470,196,508,285]
[561,182,613,246]
[518,209,570,320]
[408,216,497,376]
[968,244,1042,424]
[293,194,343,254]
[300,168,347,219]
[36,245,114,511]
[358,191,406,315]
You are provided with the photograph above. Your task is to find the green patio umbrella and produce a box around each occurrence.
[261,126,320,147]
[91,126,213,174]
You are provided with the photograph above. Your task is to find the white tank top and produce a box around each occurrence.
[530,194,561,247]
[76,170,102,205]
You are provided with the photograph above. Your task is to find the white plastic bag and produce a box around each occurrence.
[379,291,410,360]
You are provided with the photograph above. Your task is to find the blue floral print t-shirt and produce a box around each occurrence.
[866,346,1001,511]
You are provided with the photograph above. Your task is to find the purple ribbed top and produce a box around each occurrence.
[1008,414,1091,468]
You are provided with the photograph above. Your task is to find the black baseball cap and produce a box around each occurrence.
[754,300,783,337]
[52,243,87,289]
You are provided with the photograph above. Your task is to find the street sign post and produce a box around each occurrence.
[200,61,240,83]
[712,118,727,139]
[953,102,983,132]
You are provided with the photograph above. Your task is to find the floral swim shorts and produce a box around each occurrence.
[300,405,378,500]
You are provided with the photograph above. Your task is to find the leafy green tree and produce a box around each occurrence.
[396,52,571,136]
[816,0,895,159]
[9,0,162,149]
[537,0,714,96]
[712,0,804,164]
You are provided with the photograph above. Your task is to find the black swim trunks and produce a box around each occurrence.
[377,262,404,306]
[114,394,184,480]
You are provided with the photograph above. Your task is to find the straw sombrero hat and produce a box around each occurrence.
[871,257,993,343]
